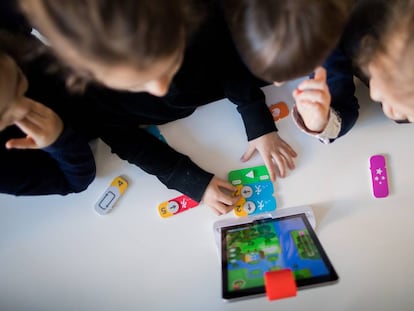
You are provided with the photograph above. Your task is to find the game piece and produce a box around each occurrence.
[157,194,199,218]
[95,176,128,215]
[228,165,277,217]
[369,154,389,198]
[264,269,297,301]
[269,102,289,122]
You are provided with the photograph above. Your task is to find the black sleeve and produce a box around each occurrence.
[216,7,277,141]
[98,123,213,202]
[222,67,277,141]
[0,125,96,196]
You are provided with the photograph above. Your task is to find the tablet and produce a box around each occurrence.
[221,213,338,300]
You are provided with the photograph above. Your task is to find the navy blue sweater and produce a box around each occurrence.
[2,0,277,201]
[72,2,276,202]
[0,35,96,194]
[324,0,388,141]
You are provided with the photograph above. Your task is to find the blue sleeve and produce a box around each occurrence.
[324,46,360,140]
[0,125,96,196]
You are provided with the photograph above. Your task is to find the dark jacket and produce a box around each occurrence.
[1,0,276,200]
[0,2,96,195]
[324,0,388,141]
[76,3,276,201]
[0,52,97,195]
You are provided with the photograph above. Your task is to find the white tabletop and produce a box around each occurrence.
[1,81,414,311]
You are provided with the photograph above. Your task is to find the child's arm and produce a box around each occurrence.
[99,125,236,214]
[292,47,359,143]
[217,11,297,182]
[2,99,96,195]
[221,55,297,182]
[0,127,96,195]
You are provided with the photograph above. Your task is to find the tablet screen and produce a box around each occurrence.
[221,213,338,300]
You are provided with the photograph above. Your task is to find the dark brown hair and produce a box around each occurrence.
[0,29,86,92]
[224,0,353,82]
[19,0,205,77]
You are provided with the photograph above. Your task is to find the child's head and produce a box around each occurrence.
[19,0,204,95]
[360,0,414,122]
[223,0,352,83]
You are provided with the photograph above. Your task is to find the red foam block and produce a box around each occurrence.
[264,269,297,301]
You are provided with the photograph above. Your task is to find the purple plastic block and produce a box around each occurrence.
[369,155,389,198]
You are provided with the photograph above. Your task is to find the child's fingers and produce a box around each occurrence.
[24,110,46,128]
[293,89,308,105]
[23,101,53,127]
[298,79,326,91]
[275,148,296,175]
[272,154,287,178]
[216,179,237,193]
[241,145,256,162]
[296,90,326,104]
[6,136,37,149]
[274,148,296,170]
[292,89,303,104]
[217,196,233,207]
[263,156,278,181]
[279,149,296,170]
[292,88,300,98]
[14,118,42,138]
[214,184,238,206]
[0,102,31,130]
[210,207,222,216]
[284,143,298,158]
[211,201,233,215]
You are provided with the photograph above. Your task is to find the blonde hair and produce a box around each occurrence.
[359,0,414,93]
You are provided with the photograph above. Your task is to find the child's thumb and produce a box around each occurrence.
[314,66,327,82]
[6,137,37,149]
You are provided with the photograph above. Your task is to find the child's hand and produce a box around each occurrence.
[293,66,331,132]
[201,176,239,215]
[0,96,31,131]
[5,98,64,149]
[241,132,297,181]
